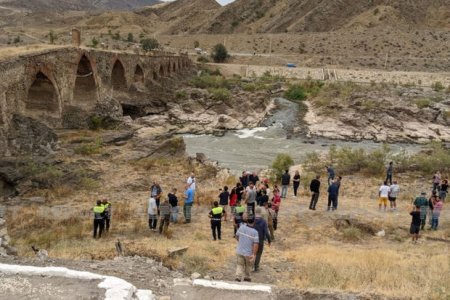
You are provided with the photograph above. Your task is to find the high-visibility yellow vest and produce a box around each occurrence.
[93,206,105,213]
[212,207,223,215]
[235,205,245,214]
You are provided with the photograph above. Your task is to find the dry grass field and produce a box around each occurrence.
[5,131,450,299]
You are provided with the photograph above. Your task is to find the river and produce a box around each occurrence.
[183,98,423,174]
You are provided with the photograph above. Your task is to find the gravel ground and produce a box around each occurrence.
[0,273,103,300]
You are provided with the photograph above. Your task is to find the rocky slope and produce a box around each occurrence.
[304,84,450,143]
[203,0,450,34]
[0,0,160,12]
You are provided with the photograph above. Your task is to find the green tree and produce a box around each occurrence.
[91,37,99,48]
[127,33,134,43]
[13,36,21,44]
[271,154,294,180]
[194,40,200,48]
[211,43,229,63]
[49,30,57,44]
[141,38,159,52]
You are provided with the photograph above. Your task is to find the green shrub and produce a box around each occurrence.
[415,98,432,109]
[431,81,445,92]
[141,38,159,52]
[175,90,188,99]
[190,75,229,89]
[285,85,306,101]
[241,83,256,92]
[74,139,103,155]
[271,154,294,181]
[208,88,231,102]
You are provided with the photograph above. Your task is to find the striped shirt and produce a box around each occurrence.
[236,224,259,256]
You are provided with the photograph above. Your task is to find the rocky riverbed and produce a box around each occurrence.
[304,85,450,144]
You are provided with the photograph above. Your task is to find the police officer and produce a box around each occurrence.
[102,199,111,233]
[209,201,223,241]
[93,200,105,239]
[233,199,246,238]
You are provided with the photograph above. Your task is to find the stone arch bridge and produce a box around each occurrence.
[0,47,192,156]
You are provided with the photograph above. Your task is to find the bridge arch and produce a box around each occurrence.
[26,71,60,117]
[73,54,98,105]
[134,64,144,83]
[111,59,127,91]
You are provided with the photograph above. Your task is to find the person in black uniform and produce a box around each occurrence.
[209,201,224,241]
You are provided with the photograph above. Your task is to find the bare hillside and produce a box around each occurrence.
[203,0,450,34]
[0,0,161,12]
[137,0,220,34]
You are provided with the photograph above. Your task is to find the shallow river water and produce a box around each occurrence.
[183,98,423,174]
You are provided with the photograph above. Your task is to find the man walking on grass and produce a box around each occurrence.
[410,205,421,243]
[235,217,259,282]
[184,184,194,223]
[281,170,290,199]
[309,175,321,210]
[254,208,271,272]
[413,192,429,230]
[389,181,400,211]
[159,199,171,235]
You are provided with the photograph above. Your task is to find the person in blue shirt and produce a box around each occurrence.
[326,166,335,186]
[183,184,194,223]
[327,180,339,211]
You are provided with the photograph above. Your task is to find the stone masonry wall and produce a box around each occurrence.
[0,47,192,156]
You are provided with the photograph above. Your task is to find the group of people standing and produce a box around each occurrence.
[92,199,112,239]
[147,173,196,235]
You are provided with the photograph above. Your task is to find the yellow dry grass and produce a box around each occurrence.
[5,142,450,298]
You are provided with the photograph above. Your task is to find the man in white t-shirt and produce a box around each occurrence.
[378,181,390,211]
[187,172,196,191]
[389,181,400,211]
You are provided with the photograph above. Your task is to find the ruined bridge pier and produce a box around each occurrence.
[0,47,192,156]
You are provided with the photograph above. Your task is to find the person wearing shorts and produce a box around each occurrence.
[410,205,421,243]
[389,181,400,211]
[378,181,390,211]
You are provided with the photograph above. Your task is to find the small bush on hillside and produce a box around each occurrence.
[431,81,445,92]
[415,98,432,109]
[141,38,159,52]
[271,154,294,181]
[208,88,231,102]
[211,43,229,63]
[74,139,103,156]
[190,74,230,89]
[175,90,188,99]
[285,85,306,101]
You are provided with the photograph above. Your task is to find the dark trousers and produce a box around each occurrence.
[211,220,222,240]
[293,182,300,196]
[93,219,104,238]
[273,216,278,230]
[247,202,255,216]
[104,218,110,232]
[254,242,264,271]
[310,192,319,209]
[149,215,158,229]
[386,174,392,185]
[328,195,337,210]
[159,216,170,234]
